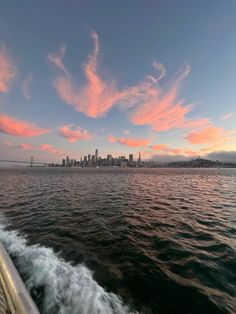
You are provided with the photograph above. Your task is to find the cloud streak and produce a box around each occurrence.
[108,135,150,147]
[130,65,209,132]
[59,124,94,142]
[151,144,169,151]
[22,75,33,99]
[49,32,126,118]
[39,144,64,155]
[0,44,17,93]
[48,32,173,121]
[185,125,235,145]
[151,143,197,156]
[0,114,51,137]
[4,141,64,155]
[221,113,233,121]
[49,32,225,141]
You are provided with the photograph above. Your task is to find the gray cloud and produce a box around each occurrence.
[206,151,236,163]
[151,151,236,163]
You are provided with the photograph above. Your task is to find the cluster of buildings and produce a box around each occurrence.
[61,149,142,168]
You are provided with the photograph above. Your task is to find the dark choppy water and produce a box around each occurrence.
[0,167,236,314]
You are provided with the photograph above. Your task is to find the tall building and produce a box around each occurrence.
[83,156,87,166]
[66,156,70,167]
[129,154,134,167]
[88,154,91,167]
[107,154,113,167]
[30,156,34,167]
[95,149,98,166]
[138,152,141,167]
[91,155,95,166]
[62,159,65,167]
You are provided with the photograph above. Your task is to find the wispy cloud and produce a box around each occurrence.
[152,62,166,81]
[3,141,63,155]
[151,144,169,151]
[151,143,197,156]
[48,32,213,137]
[48,32,126,118]
[123,129,130,136]
[130,65,209,132]
[185,125,235,145]
[48,32,170,119]
[59,124,94,142]
[22,75,33,99]
[108,135,150,147]
[0,44,17,93]
[220,113,233,121]
[0,114,51,137]
[48,44,69,76]
[39,144,64,155]
[19,143,34,150]
[48,32,210,139]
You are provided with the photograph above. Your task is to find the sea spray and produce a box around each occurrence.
[0,220,136,314]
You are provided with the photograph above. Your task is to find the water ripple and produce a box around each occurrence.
[0,167,236,313]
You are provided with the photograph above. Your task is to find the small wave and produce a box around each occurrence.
[0,219,136,314]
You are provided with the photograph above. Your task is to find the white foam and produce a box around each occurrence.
[0,219,136,314]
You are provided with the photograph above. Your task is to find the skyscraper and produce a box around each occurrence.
[88,154,91,167]
[129,154,134,167]
[66,156,70,167]
[138,152,141,167]
[30,156,34,167]
[91,155,95,166]
[107,154,113,167]
[95,149,98,166]
[83,156,87,166]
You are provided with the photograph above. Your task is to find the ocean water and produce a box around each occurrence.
[0,167,236,314]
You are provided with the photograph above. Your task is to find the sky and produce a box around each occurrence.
[0,0,236,163]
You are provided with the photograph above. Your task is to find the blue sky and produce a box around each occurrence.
[0,0,236,162]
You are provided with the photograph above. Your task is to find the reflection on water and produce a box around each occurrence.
[0,167,236,313]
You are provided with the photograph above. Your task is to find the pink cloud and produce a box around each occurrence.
[48,32,126,118]
[185,125,235,145]
[3,141,34,150]
[48,32,209,134]
[130,65,209,132]
[19,143,34,150]
[48,44,69,76]
[108,135,150,147]
[151,144,169,151]
[3,141,64,155]
[221,113,233,121]
[0,114,51,137]
[59,124,94,142]
[0,44,17,92]
[3,140,14,147]
[123,129,130,136]
[39,144,64,155]
[152,62,166,81]
[182,149,198,156]
[22,75,33,99]
[150,143,198,157]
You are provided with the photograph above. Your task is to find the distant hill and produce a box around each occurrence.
[167,158,236,168]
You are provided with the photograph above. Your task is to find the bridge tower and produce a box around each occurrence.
[30,156,34,167]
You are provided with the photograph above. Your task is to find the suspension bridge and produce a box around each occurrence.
[0,156,47,167]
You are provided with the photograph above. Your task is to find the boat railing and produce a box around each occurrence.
[0,242,39,314]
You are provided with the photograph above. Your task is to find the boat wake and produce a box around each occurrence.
[0,218,136,314]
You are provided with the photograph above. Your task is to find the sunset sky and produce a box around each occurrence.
[1,0,236,162]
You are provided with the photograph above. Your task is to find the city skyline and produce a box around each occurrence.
[60,149,141,168]
[1,1,236,163]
